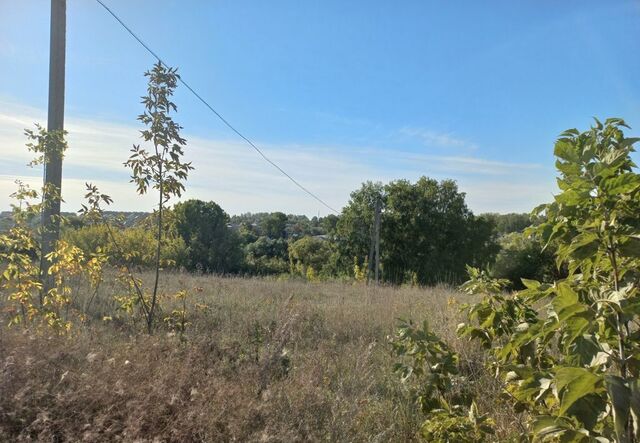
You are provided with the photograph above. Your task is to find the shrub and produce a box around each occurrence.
[288,236,332,277]
[459,118,640,441]
[63,225,187,269]
[490,231,562,289]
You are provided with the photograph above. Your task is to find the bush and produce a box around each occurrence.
[490,232,561,289]
[63,225,187,269]
[288,236,333,278]
[244,236,289,275]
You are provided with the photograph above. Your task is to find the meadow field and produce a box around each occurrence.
[0,273,520,442]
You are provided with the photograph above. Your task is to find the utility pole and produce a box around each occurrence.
[366,217,375,283]
[40,0,66,298]
[374,197,381,285]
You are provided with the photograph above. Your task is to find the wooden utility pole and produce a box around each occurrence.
[40,0,66,296]
[366,219,375,283]
[374,197,381,285]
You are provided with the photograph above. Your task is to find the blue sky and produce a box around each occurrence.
[1,0,639,215]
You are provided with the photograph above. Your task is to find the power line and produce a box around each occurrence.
[94,0,339,214]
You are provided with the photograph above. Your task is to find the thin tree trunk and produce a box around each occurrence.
[608,234,634,442]
[148,168,163,334]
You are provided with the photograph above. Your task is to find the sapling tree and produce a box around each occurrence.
[0,126,105,332]
[24,124,68,303]
[125,62,193,333]
[459,118,640,442]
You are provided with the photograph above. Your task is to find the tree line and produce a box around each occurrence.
[49,178,556,286]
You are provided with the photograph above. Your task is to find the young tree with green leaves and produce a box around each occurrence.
[460,118,640,442]
[125,62,193,333]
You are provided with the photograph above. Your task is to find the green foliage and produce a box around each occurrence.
[481,212,534,235]
[124,62,193,333]
[124,63,192,201]
[244,236,289,275]
[419,407,495,443]
[0,181,104,332]
[320,214,339,236]
[459,265,510,296]
[288,236,332,278]
[230,212,333,239]
[352,256,368,282]
[24,123,68,168]
[173,199,243,273]
[390,319,495,442]
[163,290,189,340]
[334,181,383,276]
[63,219,187,268]
[335,178,499,284]
[459,118,640,442]
[0,127,106,333]
[490,232,562,289]
[261,212,288,239]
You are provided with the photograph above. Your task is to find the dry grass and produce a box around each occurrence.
[0,272,522,442]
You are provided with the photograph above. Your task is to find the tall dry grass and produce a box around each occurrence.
[0,272,522,442]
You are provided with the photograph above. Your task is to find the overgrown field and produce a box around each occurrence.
[0,274,519,442]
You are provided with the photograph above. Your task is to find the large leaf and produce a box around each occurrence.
[531,415,589,442]
[553,284,587,322]
[555,367,602,417]
[566,232,600,260]
[605,375,631,443]
[532,415,567,439]
[619,236,640,259]
[602,172,640,195]
[630,380,640,438]
[555,189,587,207]
[555,140,580,163]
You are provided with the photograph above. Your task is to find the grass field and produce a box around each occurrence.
[0,273,522,442]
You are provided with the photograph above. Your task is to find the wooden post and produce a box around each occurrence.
[374,197,381,285]
[366,217,375,283]
[40,0,66,298]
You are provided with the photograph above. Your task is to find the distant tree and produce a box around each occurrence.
[336,177,499,285]
[289,236,332,277]
[320,214,339,236]
[286,214,311,238]
[237,221,259,244]
[481,212,533,235]
[262,212,288,239]
[334,181,384,275]
[490,231,563,289]
[244,236,289,275]
[173,199,243,273]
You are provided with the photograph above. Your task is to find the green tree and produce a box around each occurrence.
[124,62,193,333]
[262,212,288,239]
[490,231,562,289]
[460,118,640,441]
[288,236,332,277]
[481,212,534,235]
[244,236,289,275]
[173,199,243,273]
[335,178,498,284]
[320,214,339,236]
[334,181,384,275]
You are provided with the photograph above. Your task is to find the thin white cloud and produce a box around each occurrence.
[403,154,543,176]
[457,178,555,214]
[0,100,556,215]
[400,127,479,152]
